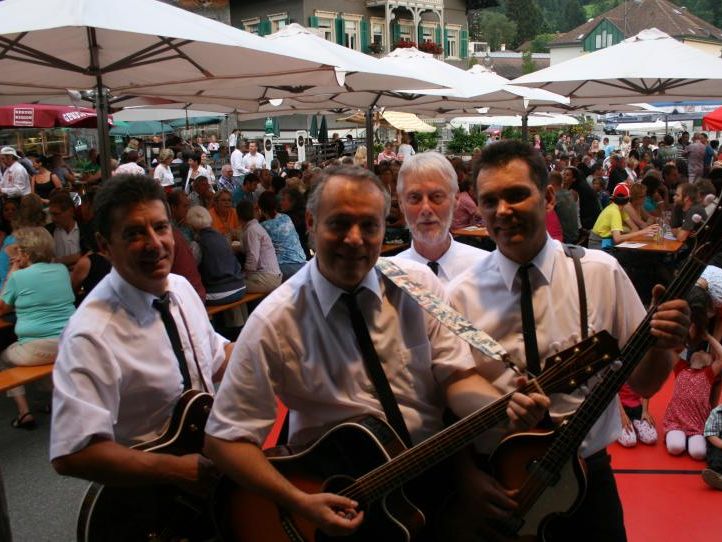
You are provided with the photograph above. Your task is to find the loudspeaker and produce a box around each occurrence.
[263,133,274,166]
[296,130,308,163]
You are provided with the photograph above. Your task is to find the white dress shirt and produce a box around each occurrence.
[113,162,145,176]
[53,222,81,259]
[241,152,266,172]
[206,258,475,447]
[1,161,30,197]
[230,149,245,177]
[395,237,488,286]
[51,270,229,459]
[153,163,175,187]
[184,165,215,193]
[448,238,646,456]
[242,219,281,275]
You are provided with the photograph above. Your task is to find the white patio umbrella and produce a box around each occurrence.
[614,120,685,133]
[513,28,722,107]
[0,0,346,177]
[451,114,579,129]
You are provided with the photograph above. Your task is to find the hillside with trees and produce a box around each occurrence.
[467,0,722,50]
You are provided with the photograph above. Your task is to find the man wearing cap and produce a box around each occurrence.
[589,183,659,249]
[395,151,487,286]
[0,147,31,198]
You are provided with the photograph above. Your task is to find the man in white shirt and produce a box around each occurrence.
[0,146,31,197]
[236,201,282,293]
[230,140,245,182]
[447,140,690,541]
[241,141,266,172]
[205,165,548,539]
[113,150,145,176]
[46,191,88,269]
[51,174,233,495]
[395,151,487,286]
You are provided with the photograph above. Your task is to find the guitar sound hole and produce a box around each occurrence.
[321,474,358,506]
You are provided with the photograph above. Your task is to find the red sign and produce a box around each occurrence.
[13,108,34,127]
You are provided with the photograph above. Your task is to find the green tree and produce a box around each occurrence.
[415,129,440,152]
[560,0,587,31]
[471,10,517,49]
[521,50,536,73]
[506,0,543,47]
[529,32,556,52]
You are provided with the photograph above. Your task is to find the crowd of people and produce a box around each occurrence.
[2,126,722,541]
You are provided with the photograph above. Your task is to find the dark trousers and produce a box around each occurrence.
[544,450,627,542]
[0,466,11,542]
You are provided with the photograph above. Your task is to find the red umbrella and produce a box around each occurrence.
[0,103,112,129]
[702,105,722,131]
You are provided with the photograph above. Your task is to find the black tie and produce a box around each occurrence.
[519,264,541,375]
[342,291,412,447]
[152,293,192,391]
[427,261,439,276]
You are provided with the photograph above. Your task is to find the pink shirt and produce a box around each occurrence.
[452,191,480,229]
[545,209,564,241]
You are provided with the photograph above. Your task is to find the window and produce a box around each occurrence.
[318,18,334,41]
[595,33,602,49]
[372,20,385,46]
[269,13,288,33]
[446,28,459,58]
[242,17,260,35]
[607,33,614,47]
[345,20,358,50]
[421,25,434,43]
[399,21,413,41]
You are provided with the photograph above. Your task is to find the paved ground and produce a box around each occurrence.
[0,386,86,541]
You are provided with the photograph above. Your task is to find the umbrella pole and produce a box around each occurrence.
[365,108,374,170]
[95,81,112,181]
[521,113,529,143]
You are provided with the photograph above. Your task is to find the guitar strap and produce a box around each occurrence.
[375,258,511,364]
[562,244,589,341]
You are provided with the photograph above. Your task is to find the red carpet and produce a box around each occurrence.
[612,375,722,541]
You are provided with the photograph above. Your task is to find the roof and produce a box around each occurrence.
[551,0,722,47]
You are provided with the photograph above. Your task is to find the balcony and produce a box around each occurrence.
[366,0,443,8]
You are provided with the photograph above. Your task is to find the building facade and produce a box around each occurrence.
[549,0,722,64]
[228,0,469,61]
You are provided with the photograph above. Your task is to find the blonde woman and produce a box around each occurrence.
[353,145,368,168]
[153,148,176,190]
[620,135,631,158]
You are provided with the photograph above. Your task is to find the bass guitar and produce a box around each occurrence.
[487,204,722,541]
[214,331,619,542]
[76,389,215,542]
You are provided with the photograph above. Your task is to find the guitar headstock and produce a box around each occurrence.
[690,199,722,263]
[538,331,620,395]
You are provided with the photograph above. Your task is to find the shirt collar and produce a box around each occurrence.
[108,268,177,326]
[494,236,556,292]
[409,234,454,273]
[310,258,383,317]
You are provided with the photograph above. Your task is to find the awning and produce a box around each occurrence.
[380,111,436,133]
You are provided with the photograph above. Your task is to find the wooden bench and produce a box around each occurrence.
[206,292,267,317]
[0,363,54,393]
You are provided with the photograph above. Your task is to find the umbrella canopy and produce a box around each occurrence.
[513,28,722,105]
[0,103,111,128]
[0,0,343,177]
[703,106,722,131]
[113,108,226,122]
[110,120,172,136]
[309,115,319,138]
[614,120,685,133]
[451,114,579,128]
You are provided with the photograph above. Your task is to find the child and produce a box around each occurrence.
[702,404,722,489]
[663,331,722,459]
[617,384,657,447]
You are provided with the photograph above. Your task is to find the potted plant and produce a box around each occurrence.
[368,41,383,55]
[418,40,443,55]
[393,38,417,50]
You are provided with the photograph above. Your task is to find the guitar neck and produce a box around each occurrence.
[536,254,707,475]
[340,359,583,505]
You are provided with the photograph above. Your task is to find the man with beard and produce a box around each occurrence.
[395,152,487,286]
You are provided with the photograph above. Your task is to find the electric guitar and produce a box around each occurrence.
[486,202,722,541]
[213,331,620,542]
[76,389,215,542]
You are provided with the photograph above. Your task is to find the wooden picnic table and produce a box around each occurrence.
[451,226,488,238]
[615,239,684,254]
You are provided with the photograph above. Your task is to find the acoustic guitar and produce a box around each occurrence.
[486,203,722,541]
[76,389,215,542]
[213,331,619,542]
